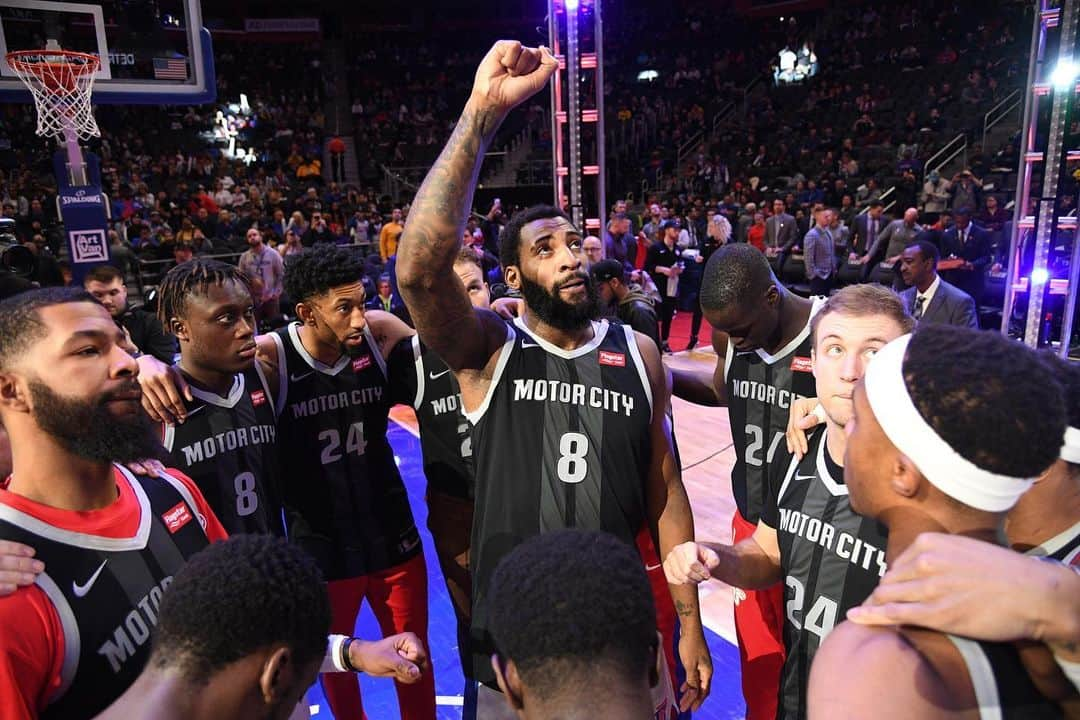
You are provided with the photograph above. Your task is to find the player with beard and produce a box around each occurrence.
[397,41,710,718]
[0,288,227,719]
[154,260,284,537]
[809,326,1067,718]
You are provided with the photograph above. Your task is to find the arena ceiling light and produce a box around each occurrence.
[565,0,579,11]
[1049,58,1079,91]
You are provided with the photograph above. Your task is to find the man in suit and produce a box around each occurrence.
[898,240,979,328]
[842,200,886,284]
[764,198,798,278]
[939,208,992,303]
[802,208,837,296]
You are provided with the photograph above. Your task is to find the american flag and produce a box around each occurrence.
[153,57,188,80]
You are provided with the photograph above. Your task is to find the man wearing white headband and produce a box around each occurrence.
[808,325,1068,718]
[663,284,913,719]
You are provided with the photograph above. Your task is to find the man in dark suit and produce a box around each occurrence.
[841,200,887,284]
[764,198,798,278]
[939,207,992,302]
[898,240,979,329]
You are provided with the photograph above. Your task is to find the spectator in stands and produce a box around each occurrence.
[604,213,637,270]
[828,208,850,263]
[380,207,404,262]
[977,195,1009,232]
[279,228,304,258]
[855,178,882,209]
[583,235,604,266]
[746,211,766,251]
[898,240,979,328]
[940,208,992,302]
[644,219,683,353]
[894,168,919,212]
[641,203,664,245]
[764,198,797,269]
[238,227,285,325]
[303,212,334,247]
[591,259,661,350]
[108,230,135,275]
[736,203,756,244]
[19,235,64,287]
[366,274,410,325]
[158,242,194,284]
[83,264,177,363]
[867,207,922,288]
[922,169,951,215]
[487,530,662,720]
[949,170,982,213]
[803,207,837,296]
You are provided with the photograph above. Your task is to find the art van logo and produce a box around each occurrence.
[70,229,109,263]
[61,189,103,206]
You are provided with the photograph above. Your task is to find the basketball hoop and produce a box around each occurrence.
[6,49,101,140]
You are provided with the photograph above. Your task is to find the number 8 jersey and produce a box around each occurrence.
[270,322,420,581]
[466,317,654,686]
[161,365,284,537]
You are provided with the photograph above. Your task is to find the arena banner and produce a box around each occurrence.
[243,18,321,33]
[53,150,111,285]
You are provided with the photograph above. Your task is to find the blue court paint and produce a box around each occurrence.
[307,423,746,720]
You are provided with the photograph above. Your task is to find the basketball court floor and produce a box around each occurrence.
[305,317,750,720]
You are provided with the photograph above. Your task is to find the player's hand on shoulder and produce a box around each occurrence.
[135,355,192,424]
[490,296,523,321]
[664,542,719,585]
[349,632,429,684]
[0,540,43,596]
[785,397,824,459]
[126,458,166,476]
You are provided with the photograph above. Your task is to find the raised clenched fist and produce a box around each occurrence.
[471,41,558,115]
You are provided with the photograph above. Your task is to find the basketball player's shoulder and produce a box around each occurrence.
[364,310,415,358]
[810,622,956,719]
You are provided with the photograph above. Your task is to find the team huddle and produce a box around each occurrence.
[0,40,1077,720]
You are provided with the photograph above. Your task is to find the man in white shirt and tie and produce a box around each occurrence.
[898,240,979,328]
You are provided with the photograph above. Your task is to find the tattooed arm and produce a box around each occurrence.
[397,41,557,377]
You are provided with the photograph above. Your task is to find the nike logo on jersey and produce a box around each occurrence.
[429,369,450,380]
[644,562,662,571]
[795,474,817,482]
[183,405,206,419]
[290,370,315,382]
[521,340,540,349]
[73,560,108,598]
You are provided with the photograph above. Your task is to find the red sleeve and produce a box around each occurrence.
[0,585,65,719]
[165,468,229,542]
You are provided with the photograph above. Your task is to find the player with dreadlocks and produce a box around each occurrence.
[154,259,284,536]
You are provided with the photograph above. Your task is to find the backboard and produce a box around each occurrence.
[0,0,214,105]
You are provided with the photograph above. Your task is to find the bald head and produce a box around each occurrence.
[903,208,919,225]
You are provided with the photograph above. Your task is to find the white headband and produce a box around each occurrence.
[1063,427,1080,464]
[864,334,1034,513]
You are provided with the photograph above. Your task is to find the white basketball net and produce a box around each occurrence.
[6,50,101,140]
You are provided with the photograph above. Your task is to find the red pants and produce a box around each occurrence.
[323,553,435,720]
[732,509,785,720]
[636,528,679,701]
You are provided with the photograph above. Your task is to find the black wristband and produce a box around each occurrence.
[341,636,360,673]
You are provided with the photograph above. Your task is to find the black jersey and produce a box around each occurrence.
[404,334,473,500]
[947,634,1063,719]
[0,467,210,720]
[161,365,284,536]
[763,428,889,720]
[725,297,824,524]
[269,322,419,580]
[1024,519,1080,564]
[467,318,655,684]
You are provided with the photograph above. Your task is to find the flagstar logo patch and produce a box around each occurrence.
[598,351,626,367]
[352,355,373,372]
[250,390,266,407]
[162,502,193,534]
[791,356,813,373]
